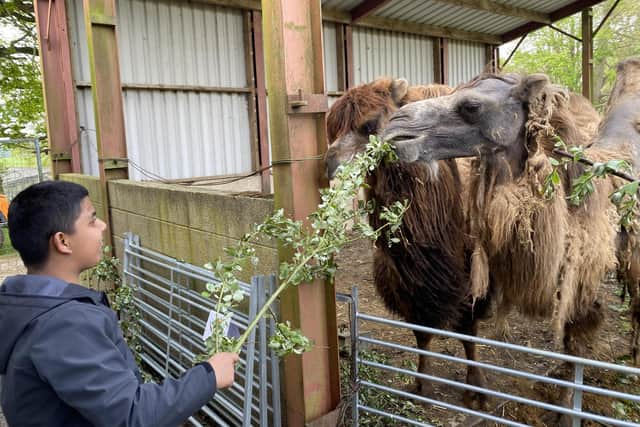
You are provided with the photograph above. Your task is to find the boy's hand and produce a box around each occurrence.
[208,352,239,389]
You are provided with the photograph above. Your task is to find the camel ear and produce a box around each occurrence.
[390,78,409,105]
[512,73,551,103]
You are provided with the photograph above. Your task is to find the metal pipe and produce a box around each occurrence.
[572,364,584,427]
[359,360,639,427]
[351,286,359,427]
[358,336,640,402]
[357,313,640,375]
[34,138,44,182]
[360,380,527,427]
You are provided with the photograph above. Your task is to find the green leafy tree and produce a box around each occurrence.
[0,0,45,138]
[504,0,640,109]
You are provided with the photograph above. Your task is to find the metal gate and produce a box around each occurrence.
[123,233,281,427]
[338,287,640,427]
[0,137,47,200]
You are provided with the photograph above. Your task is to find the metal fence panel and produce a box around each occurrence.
[339,286,640,427]
[0,138,48,200]
[122,233,281,426]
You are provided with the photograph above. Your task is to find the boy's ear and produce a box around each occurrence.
[51,232,72,255]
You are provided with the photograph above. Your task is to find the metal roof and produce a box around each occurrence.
[320,0,608,44]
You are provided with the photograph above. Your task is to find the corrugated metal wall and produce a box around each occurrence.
[67,0,99,177]
[447,39,486,86]
[66,0,252,180]
[323,22,340,93]
[352,27,434,85]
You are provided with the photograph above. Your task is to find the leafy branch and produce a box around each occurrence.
[542,138,639,230]
[200,135,408,358]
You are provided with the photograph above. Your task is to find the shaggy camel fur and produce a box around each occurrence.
[325,78,491,407]
[595,57,640,365]
[383,72,629,422]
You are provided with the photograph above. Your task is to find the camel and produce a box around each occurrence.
[325,78,491,408]
[383,63,639,422]
[596,57,640,365]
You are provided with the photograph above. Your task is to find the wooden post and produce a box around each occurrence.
[83,0,128,243]
[262,0,341,424]
[582,8,593,100]
[33,0,81,177]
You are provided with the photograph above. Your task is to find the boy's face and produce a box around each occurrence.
[67,197,107,271]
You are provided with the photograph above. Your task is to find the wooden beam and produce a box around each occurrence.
[83,0,128,247]
[350,0,393,23]
[582,8,593,100]
[262,0,340,422]
[432,0,550,23]
[501,0,606,42]
[252,11,271,193]
[243,12,260,179]
[345,25,354,89]
[323,9,501,45]
[433,38,444,84]
[33,0,81,177]
[191,0,261,11]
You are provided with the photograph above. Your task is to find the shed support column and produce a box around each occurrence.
[83,0,128,242]
[262,0,341,425]
[34,0,81,177]
[582,8,593,100]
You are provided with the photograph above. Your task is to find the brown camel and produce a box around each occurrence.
[383,66,640,423]
[596,57,640,365]
[325,78,491,408]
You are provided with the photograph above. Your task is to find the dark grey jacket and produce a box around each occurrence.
[0,275,216,427]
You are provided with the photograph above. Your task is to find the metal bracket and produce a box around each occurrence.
[100,158,129,170]
[51,151,72,161]
[287,90,328,114]
[90,13,117,27]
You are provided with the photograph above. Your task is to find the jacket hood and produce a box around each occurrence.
[0,275,106,374]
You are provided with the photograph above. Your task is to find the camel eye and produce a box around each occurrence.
[458,101,481,121]
[359,118,379,136]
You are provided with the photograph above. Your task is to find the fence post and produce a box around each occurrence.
[34,138,44,182]
[572,363,584,427]
[351,286,359,427]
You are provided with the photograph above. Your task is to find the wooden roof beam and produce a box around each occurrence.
[323,9,501,45]
[432,0,550,24]
[501,0,606,42]
[350,0,393,22]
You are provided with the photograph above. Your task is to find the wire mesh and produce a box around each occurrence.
[0,138,48,201]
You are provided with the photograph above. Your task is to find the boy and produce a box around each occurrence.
[0,181,238,426]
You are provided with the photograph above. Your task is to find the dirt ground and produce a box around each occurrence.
[334,237,640,426]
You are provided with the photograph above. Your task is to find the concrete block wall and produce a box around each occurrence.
[59,175,279,283]
[107,180,278,281]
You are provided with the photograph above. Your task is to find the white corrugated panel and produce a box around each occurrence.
[66,0,91,83]
[76,89,100,177]
[117,0,247,87]
[122,91,251,180]
[323,22,340,92]
[66,0,98,175]
[67,0,253,180]
[352,27,434,85]
[116,0,252,180]
[448,39,486,86]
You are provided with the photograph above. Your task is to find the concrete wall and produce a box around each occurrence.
[108,180,278,281]
[59,174,278,281]
[59,173,106,222]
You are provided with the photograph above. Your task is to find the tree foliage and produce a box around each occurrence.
[503,0,640,109]
[0,0,45,138]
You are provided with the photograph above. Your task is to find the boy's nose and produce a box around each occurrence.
[98,219,107,231]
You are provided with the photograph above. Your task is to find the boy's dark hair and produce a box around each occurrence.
[9,181,89,268]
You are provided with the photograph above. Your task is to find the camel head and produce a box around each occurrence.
[325,78,451,179]
[383,73,564,166]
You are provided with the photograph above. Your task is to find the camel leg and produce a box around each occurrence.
[553,299,604,427]
[457,308,489,410]
[413,330,433,396]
